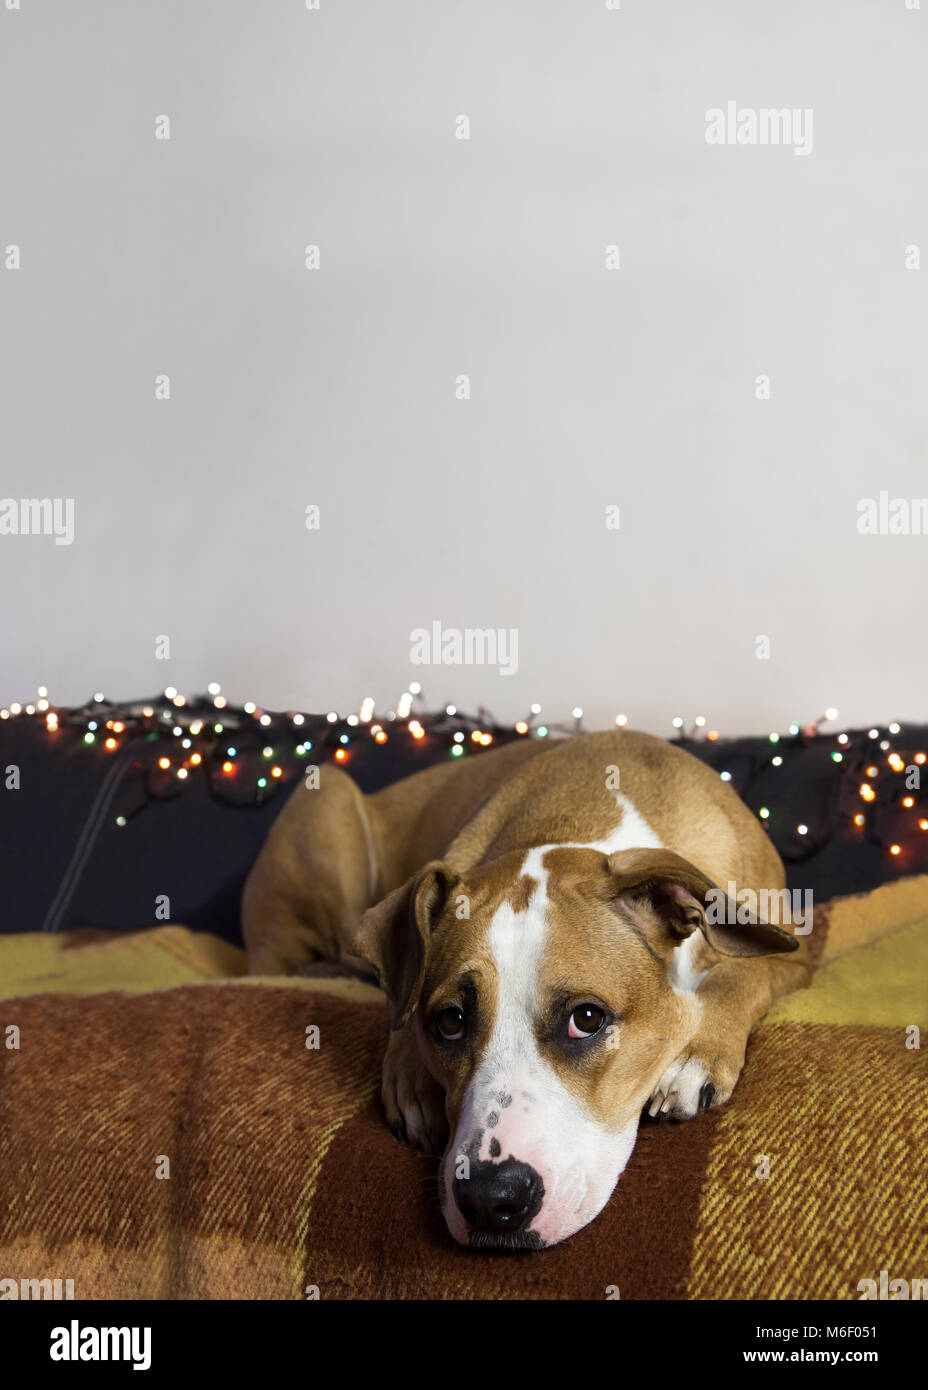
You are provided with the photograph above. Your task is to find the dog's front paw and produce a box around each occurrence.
[381,1025,448,1156]
[646,1041,745,1122]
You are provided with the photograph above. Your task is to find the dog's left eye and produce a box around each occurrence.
[568,1004,606,1040]
[434,1006,465,1041]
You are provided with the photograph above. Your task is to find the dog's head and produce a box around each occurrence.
[354,844,797,1249]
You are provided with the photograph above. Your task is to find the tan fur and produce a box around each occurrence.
[243,730,811,1156]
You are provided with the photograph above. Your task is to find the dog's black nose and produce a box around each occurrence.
[453,1159,543,1236]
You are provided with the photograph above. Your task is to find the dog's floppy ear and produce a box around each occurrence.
[606,848,798,957]
[352,861,457,1029]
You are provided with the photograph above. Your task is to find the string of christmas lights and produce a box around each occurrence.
[1,686,925,862]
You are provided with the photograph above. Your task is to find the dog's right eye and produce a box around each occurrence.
[567,1004,606,1039]
[434,1006,465,1041]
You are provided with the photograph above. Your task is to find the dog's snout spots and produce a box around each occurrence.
[459,1129,484,1162]
[497,1092,512,1108]
[486,1110,499,1128]
[489,1137,501,1158]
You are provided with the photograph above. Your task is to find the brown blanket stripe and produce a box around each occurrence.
[0,986,388,1297]
[304,1100,722,1300]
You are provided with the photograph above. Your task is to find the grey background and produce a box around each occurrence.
[1,0,925,734]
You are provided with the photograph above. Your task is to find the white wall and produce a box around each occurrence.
[1,0,926,736]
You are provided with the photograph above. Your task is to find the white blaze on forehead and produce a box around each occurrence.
[487,845,551,1035]
[476,845,552,1093]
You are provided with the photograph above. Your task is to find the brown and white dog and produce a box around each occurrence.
[242,729,810,1249]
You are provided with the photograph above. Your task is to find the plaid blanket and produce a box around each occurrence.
[1,880,926,1300]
